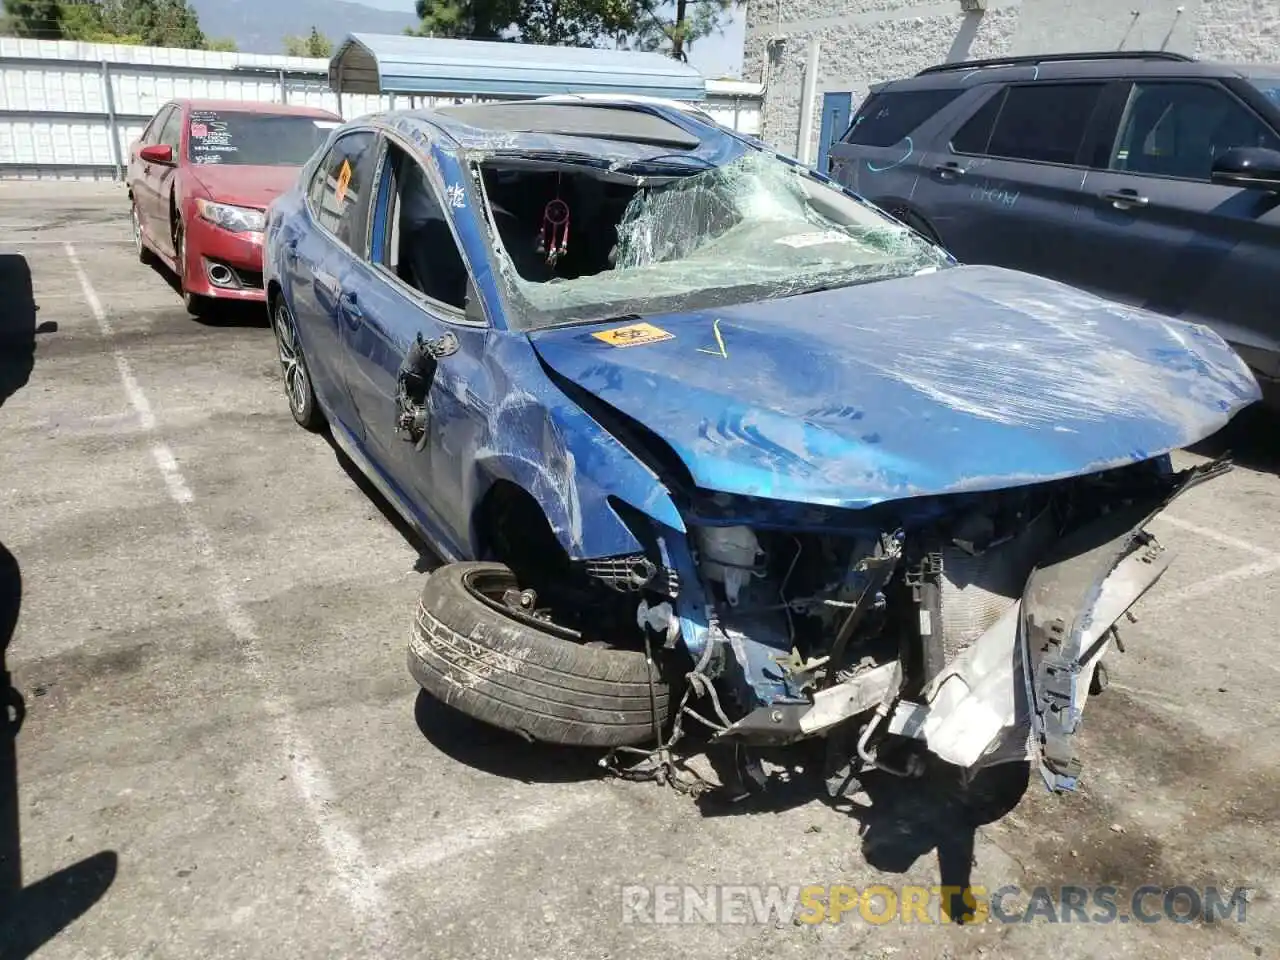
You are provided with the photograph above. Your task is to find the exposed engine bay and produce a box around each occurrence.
[559,455,1223,795]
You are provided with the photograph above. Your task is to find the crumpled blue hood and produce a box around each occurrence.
[528,265,1261,508]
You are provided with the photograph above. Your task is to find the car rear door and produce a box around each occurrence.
[1067,77,1280,379]
[336,137,492,557]
[918,80,1112,283]
[285,129,381,435]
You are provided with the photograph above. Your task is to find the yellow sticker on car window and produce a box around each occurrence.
[335,159,352,204]
[593,322,674,348]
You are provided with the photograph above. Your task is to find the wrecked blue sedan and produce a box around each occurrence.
[263,100,1260,796]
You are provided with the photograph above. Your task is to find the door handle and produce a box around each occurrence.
[1100,189,1149,210]
[283,238,298,264]
[338,290,364,323]
[935,162,964,180]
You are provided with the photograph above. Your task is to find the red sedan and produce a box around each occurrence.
[127,99,342,316]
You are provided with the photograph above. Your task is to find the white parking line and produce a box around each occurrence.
[1155,514,1280,561]
[64,242,392,945]
[371,792,602,883]
[1170,555,1280,604]
[5,237,133,245]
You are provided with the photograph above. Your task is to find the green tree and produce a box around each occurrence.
[518,0,637,47]
[1,0,65,39]
[410,0,636,45]
[407,0,735,58]
[623,0,737,62]
[408,0,516,40]
[206,36,236,51]
[3,0,218,47]
[60,1,142,42]
[284,26,332,58]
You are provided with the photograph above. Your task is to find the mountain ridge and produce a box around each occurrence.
[189,0,417,56]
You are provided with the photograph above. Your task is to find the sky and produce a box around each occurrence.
[360,0,746,78]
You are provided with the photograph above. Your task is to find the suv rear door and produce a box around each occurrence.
[828,85,965,197]
[919,80,1112,282]
[1068,77,1280,380]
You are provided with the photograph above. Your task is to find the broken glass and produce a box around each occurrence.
[487,150,952,329]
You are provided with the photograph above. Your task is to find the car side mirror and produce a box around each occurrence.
[1210,146,1280,191]
[139,143,174,165]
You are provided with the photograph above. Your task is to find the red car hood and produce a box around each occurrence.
[188,164,304,209]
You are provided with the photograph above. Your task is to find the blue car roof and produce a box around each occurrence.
[370,100,741,163]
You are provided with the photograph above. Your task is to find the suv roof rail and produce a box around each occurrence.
[916,50,1194,76]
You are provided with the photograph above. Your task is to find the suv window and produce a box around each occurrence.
[308,131,380,252]
[952,83,1105,165]
[1108,81,1280,181]
[843,89,963,147]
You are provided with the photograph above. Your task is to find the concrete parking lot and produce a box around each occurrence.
[1,182,1277,960]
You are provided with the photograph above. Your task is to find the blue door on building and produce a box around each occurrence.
[817,92,854,173]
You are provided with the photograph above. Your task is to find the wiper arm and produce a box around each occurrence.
[608,153,716,174]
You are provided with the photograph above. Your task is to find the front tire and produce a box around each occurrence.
[409,561,672,747]
[171,215,215,319]
[272,296,322,430]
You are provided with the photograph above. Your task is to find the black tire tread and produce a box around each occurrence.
[409,561,671,747]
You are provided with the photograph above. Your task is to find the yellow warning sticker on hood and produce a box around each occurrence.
[592,322,674,347]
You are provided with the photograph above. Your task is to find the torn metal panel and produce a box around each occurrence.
[1020,460,1224,791]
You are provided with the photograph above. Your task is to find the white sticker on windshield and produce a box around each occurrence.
[775,230,854,248]
[313,121,341,129]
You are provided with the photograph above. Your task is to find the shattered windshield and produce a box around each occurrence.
[483,149,952,330]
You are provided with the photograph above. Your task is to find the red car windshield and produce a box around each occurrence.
[188,110,340,167]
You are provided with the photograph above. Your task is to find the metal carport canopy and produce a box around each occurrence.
[329,33,707,101]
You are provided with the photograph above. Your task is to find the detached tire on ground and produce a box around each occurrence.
[409,562,671,747]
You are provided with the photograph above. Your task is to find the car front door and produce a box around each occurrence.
[286,129,381,435]
[920,81,1112,283]
[1069,78,1280,380]
[337,138,492,558]
[147,106,185,257]
[131,104,175,243]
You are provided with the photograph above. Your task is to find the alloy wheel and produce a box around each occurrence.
[274,301,311,420]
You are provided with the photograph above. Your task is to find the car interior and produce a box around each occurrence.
[381,142,654,306]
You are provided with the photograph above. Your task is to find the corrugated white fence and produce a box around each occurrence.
[0,38,761,179]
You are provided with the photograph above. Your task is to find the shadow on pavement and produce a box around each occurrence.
[0,255,40,411]
[1189,400,1280,475]
[327,438,440,574]
[695,744,1029,922]
[155,267,270,328]
[413,690,606,783]
[0,540,118,958]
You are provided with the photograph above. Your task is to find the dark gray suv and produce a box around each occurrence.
[828,51,1280,400]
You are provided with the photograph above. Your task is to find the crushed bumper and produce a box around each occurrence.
[710,458,1230,792]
